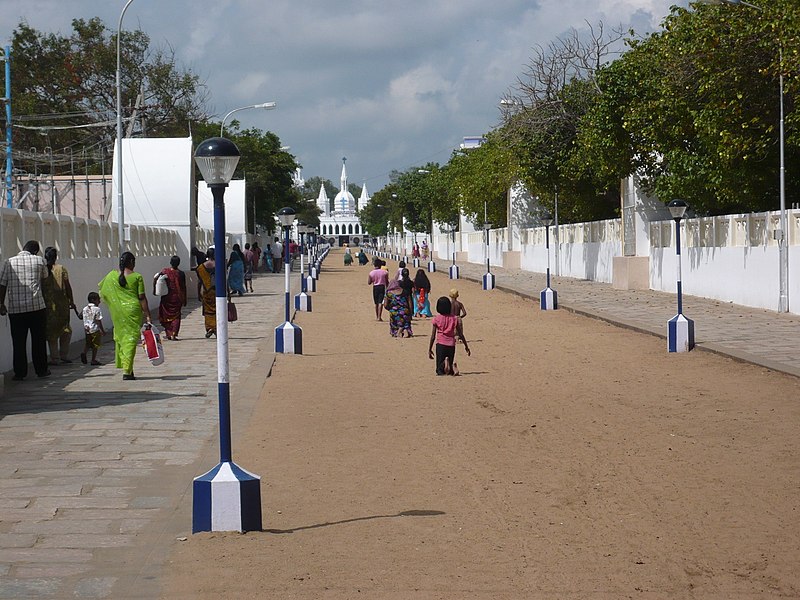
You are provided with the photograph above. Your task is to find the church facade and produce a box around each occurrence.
[317,157,371,247]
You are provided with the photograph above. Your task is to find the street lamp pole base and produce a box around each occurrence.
[449,264,460,279]
[540,286,558,310]
[428,260,437,273]
[413,258,420,269]
[294,291,312,312]
[275,321,303,354]
[305,275,317,292]
[192,461,262,533]
[667,313,695,353]
[482,272,495,290]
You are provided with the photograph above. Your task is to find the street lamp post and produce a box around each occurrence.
[482,222,495,290]
[275,207,303,353]
[667,199,695,352]
[304,225,317,292]
[115,0,134,255]
[540,212,558,310]
[294,221,312,312]
[699,0,788,312]
[220,102,277,137]
[443,224,459,279]
[192,137,261,533]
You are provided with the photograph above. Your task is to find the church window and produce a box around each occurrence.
[335,224,340,234]
[348,224,353,234]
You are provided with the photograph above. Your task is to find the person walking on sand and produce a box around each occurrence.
[0,240,50,380]
[368,257,389,321]
[413,268,433,318]
[428,296,470,376]
[196,248,216,338]
[449,288,468,343]
[98,252,152,380]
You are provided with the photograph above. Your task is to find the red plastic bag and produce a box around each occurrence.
[141,324,165,366]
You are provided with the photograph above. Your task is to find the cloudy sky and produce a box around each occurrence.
[1,0,687,192]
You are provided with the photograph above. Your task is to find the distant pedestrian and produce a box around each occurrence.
[413,269,433,318]
[243,243,255,293]
[357,249,369,266]
[449,288,467,342]
[428,296,470,376]
[367,258,389,321]
[228,246,246,296]
[264,244,274,273]
[344,245,353,266]
[0,240,50,380]
[98,252,152,381]
[80,292,105,366]
[383,273,413,338]
[153,255,187,340]
[271,237,283,273]
[42,246,76,364]
[196,248,216,338]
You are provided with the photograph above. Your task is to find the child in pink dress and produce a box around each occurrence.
[428,296,470,375]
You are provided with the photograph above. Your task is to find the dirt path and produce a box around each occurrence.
[163,251,800,599]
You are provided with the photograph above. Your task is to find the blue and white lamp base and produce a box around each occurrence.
[540,287,558,310]
[192,461,262,533]
[449,264,459,279]
[275,320,303,354]
[295,291,312,312]
[482,272,495,290]
[667,313,695,353]
[428,261,436,273]
[306,275,316,292]
[413,258,420,268]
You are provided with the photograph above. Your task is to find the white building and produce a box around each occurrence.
[318,157,370,246]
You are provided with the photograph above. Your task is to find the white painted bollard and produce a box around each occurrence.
[428,260,436,273]
[449,264,459,279]
[482,272,495,290]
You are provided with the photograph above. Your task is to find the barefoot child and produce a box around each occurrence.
[428,296,470,375]
[80,292,105,365]
[449,288,467,343]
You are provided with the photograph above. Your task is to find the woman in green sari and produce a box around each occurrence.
[99,252,151,380]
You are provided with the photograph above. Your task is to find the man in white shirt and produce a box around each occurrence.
[0,240,49,380]
[271,237,283,273]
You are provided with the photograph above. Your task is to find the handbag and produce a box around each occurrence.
[154,272,169,296]
[227,299,238,322]
[141,324,165,366]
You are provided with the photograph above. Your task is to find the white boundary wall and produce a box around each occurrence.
[379,205,798,315]
[0,207,214,376]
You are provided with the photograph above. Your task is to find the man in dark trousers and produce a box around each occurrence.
[0,240,50,380]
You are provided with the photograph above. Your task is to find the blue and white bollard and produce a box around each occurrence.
[428,260,436,273]
[295,291,312,312]
[482,271,495,290]
[193,462,262,533]
[275,320,303,353]
[413,258,420,268]
[540,286,558,310]
[668,313,695,353]
[306,274,316,292]
[449,264,459,279]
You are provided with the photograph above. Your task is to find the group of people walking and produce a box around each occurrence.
[366,255,470,375]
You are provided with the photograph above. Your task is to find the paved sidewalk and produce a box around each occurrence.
[448,261,800,379]
[0,270,288,599]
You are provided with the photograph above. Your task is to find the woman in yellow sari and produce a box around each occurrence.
[196,248,216,338]
[98,252,151,380]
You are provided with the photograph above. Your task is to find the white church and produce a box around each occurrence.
[317,157,371,247]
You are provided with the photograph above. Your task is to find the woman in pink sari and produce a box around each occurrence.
[153,255,187,340]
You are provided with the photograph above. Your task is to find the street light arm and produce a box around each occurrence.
[220,102,277,137]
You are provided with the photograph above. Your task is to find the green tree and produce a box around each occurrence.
[10,18,209,175]
[574,2,799,214]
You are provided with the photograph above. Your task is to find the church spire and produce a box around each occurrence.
[340,156,348,195]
